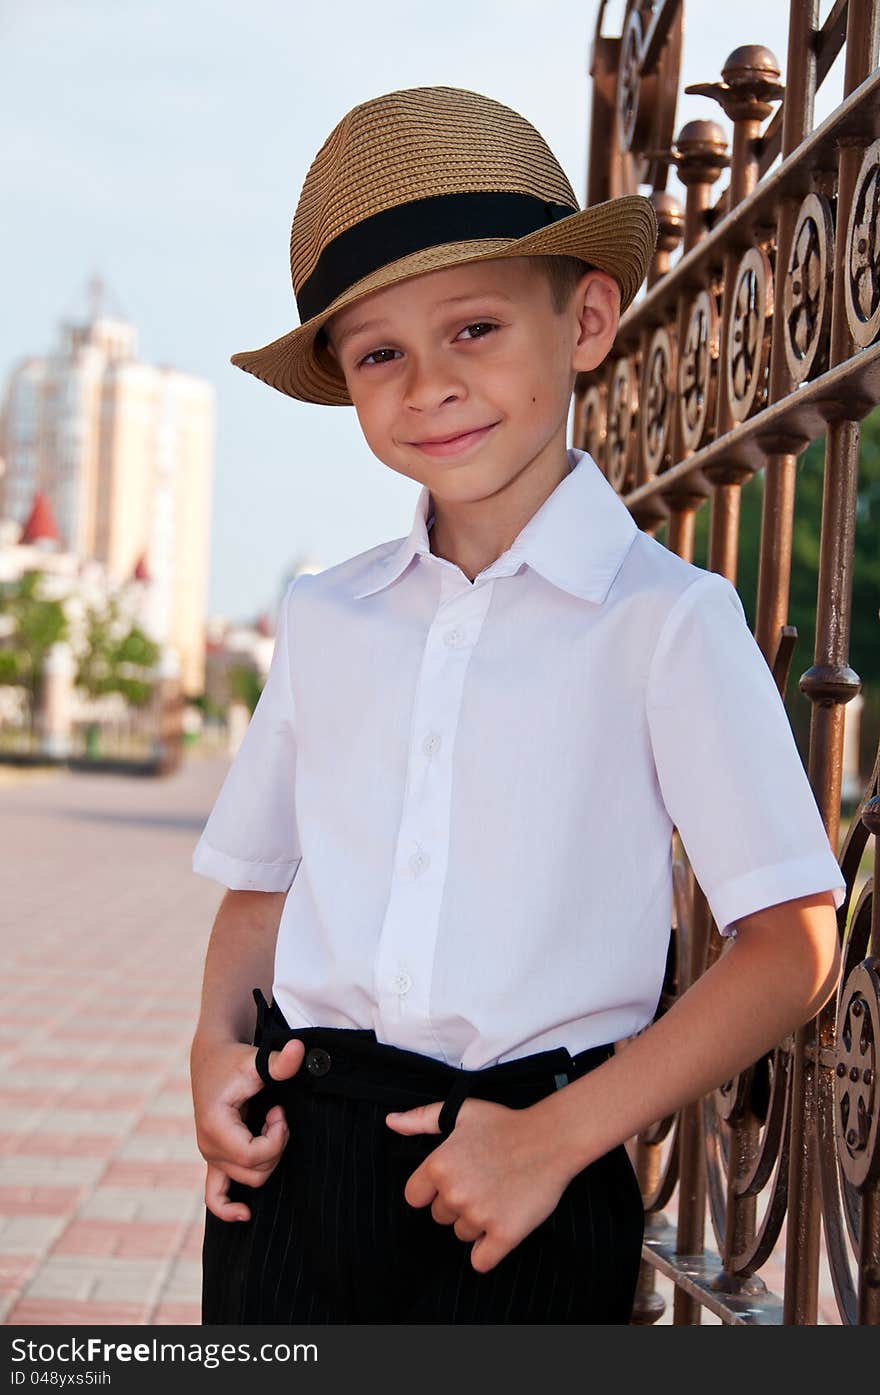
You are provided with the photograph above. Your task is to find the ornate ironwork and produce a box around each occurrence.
[845,139,880,349]
[727,246,773,422]
[578,0,880,1326]
[641,325,675,473]
[605,356,637,490]
[579,382,607,468]
[784,193,834,384]
[679,288,719,451]
[617,6,644,154]
[835,958,879,1190]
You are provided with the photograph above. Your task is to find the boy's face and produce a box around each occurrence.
[322,256,619,502]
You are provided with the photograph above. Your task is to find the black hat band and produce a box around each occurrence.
[296,190,580,324]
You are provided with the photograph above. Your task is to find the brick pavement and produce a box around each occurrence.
[0,754,225,1325]
[0,752,846,1325]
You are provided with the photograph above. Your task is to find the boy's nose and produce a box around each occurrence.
[402,360,466,413]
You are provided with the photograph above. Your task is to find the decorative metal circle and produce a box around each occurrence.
[726,246,773,423]
[679,289,719,452]
[713,1063,752,1127]
[579,382,607,466]
[640,326,675,475]
[834,957,879,1191]
[616,7,643,154]
[819,872,868,1322]
[603,2,681,209]
[605,357,637,491]
[844,138,880,348]
[705,1042,794,1269]
[784,193,834,384]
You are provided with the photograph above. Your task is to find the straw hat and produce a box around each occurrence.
[231,85,658,406]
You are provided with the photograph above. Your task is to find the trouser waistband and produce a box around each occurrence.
[250,988,614,1136]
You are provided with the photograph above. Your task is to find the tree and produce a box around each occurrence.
[0,570,68,715]
[227,662,263,715]
[74,595,161,708]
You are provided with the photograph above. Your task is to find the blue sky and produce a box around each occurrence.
[2,1,845,621]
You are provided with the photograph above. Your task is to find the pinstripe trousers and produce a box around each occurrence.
[201,998,645,1324]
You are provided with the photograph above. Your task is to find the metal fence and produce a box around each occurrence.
[574,0,879,1324]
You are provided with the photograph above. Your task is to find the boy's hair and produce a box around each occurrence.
[528,255,595,313]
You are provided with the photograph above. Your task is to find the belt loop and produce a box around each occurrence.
[252,987,270,1044]
[252,988,290,1088]
[255,1025,298,1089]
[438,1073,472,1137]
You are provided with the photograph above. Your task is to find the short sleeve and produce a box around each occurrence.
[646,571,846,939]
[192,576,302,892]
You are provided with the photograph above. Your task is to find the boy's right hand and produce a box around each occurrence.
[191,1036,306,1223]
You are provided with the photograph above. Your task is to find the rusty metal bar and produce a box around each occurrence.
[755,0,850,186]
[783,0,877,1326]
[672,887,712,1323]
[816,0,852,87]
[755,0,817,666]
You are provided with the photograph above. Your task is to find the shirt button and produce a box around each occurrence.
[443,625,465,647]
[409,846,430,875]
[391,972,412,995]
[422,731,442,757]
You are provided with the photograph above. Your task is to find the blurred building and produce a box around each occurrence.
[0,277,215,695]
[0,487,181,743]
[0,486,162,631]
[202,557,325,717]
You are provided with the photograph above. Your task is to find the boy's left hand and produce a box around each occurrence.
[384,1097,573,1273]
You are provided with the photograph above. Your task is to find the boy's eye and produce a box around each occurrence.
[357,322,499,368]
[359,347,400,367]
[456,321,497,341]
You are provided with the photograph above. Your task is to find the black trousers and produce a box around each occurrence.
[201,992,645,1324]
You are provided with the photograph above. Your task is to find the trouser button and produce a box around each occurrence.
[305,1047,332,1077]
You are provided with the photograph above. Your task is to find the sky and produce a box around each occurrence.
[1,1,848,623]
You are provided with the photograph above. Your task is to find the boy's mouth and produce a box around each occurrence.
[406,421,501,457]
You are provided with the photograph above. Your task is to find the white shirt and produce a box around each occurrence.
[192,447,845,1069]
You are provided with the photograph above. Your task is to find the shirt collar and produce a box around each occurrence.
[352,447,638,604]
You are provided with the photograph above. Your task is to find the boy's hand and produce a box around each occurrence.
[385,1097,573,1272]
[191,1036,306,1222]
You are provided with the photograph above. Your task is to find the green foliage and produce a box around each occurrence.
[75,595,161,708]
[0,572,162,715]
[227,663,263,715]
[189,690,225,722]
[0,570,68,703]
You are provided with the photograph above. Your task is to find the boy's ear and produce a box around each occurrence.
[570,270,621,375]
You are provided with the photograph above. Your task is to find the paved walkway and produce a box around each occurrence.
[0,753,228,1324]
[0,752,847,1325]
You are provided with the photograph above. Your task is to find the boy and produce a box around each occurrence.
[190,86,846,1324]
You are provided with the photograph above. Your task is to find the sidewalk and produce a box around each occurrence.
[0,752,847,1324]
[0,754,229,1323]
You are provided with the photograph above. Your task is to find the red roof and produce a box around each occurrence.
[133,553,151,582]
[20,491,61,545]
